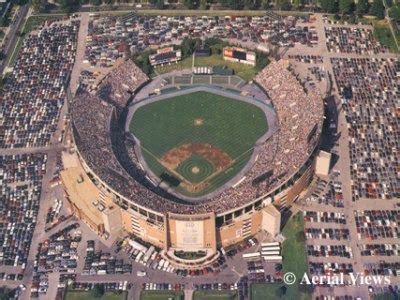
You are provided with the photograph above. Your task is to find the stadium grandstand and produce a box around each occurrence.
[62,58,324,267]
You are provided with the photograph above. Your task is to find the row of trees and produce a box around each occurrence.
[30,0,389,17]
[318,0,386,19]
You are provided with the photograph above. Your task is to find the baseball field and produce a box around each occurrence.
[129,90,268,197]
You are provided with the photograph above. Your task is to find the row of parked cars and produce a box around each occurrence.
[307,245,353,258]
[304,211,347,224]
[84,240,132,275]
[0,154,47,268]
[305,228,350,240]
[309,262,354,276]
[143,283,184,291]
[31,223,82,297]
[360,243,400,257]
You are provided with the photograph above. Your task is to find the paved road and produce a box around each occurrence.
[0,4,29,73]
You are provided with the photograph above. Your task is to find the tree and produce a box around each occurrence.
[184,0,199,9]
[292,0,305,9]
[339,0,354,14]
[244,0,260,10]
[319,0,338,13]
[90,0,102,5]
[277,0,291,10]
[355,0,369,15]
[220,0,244,10]
[30,0,47,12]
[199,0,207,9]
[0,287,15,300]
[389,6,400,22]
[104,0,115,5]
[370,0,385,19]
[58,0,80,13]
[92,284,105,298]
[180,37,201,57]
[149,0,165,9]
[275,286,287,297]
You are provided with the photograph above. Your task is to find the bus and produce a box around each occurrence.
[242,252,261,260]
[261,242,280,247]
[263,255,282,262]
[261,251,280,256]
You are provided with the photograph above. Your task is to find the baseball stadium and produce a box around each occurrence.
[62,57,324,268]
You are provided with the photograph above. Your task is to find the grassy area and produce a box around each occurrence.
[8,15,66,67]
[373,26,398,52]
[140,290,184,300]
[155,54,258,82]
[357,17,399,53]
[130,90,267,197]
[251,212,311,300]
[374,292,399,300]
[193,290,238,300]
[65,291,127,300]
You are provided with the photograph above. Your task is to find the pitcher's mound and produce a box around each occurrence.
[191,166,200,174]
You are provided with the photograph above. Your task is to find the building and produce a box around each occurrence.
[149,47,182,66]
[64,59,324,268]
[315,150,332,177]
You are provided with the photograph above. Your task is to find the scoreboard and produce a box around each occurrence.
[223,47,256,66]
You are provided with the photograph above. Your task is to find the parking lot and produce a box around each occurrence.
[0,11,399,300]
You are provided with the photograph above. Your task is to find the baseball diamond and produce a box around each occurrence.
[129,89,269,198]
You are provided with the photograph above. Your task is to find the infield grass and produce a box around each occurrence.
[130,91,267,197]
[176,155,215,183]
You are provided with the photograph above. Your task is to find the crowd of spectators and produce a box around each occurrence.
[249,60,324,192]
[97,60,148,109]
[325,27,388,54]
[0,154,47,267]
[71,59,324,215]
[0,21,79,148]
[331,58,399,201]
[85,14,317,66]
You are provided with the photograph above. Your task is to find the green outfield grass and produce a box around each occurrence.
[193,290,238,300]
[155,54,258,82]
[130,90,267,197]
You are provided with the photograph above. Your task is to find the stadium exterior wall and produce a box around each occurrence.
[69,142,317,251]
